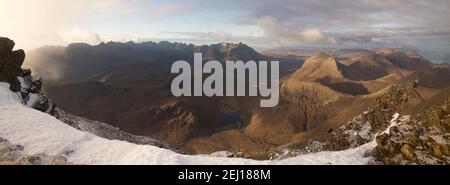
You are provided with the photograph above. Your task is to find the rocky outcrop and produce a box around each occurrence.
[0,37,56,115]
[0,37,25,92]
[18,69,56,115]
[328,82,420,148]
[0,137,70,165]
[369,99,450,164]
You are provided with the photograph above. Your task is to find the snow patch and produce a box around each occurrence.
[17,77,28,89]
[0,82,10,90]
[25,93,39,107]
[0,82,21,103]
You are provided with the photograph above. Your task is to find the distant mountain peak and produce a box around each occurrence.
[200,42,263,61]
[67,42,92,49]
[401,50,421,58]
[290,51,343,81]
[376,48,396,55]
[309,52,333,60]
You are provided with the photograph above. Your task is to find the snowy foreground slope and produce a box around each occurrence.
[1,83,382,165]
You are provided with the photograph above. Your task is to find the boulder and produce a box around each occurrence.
[432,144,443,159]
[400,144,416,160]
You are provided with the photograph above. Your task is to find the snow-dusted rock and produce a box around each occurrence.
[0,137,69,165]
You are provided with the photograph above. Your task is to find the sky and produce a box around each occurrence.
[1,0,449,55]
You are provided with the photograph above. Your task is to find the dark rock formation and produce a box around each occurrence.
[18,69,56,115]
[0,37,56,115]
[0,37,25,92]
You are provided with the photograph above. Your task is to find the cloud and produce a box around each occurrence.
[168,16,337,48]
[250,16,336,46]
[0,0,92,50]
[300,28,336,44]
[91,0,141,13]
[90,0,197,15]
[59,29,103,45]
[167,31,239,43]
[0,0,198,50]
[154,3,197,14]
[235,0,450,49]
